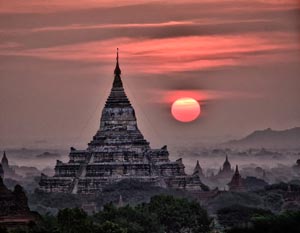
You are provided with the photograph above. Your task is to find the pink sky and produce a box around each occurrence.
[0,0,298,13]
[0,0,299,149]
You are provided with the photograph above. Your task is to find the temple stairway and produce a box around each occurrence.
[71,153,94,194]
[71,165,86,194]
[89,153,95,163]
[71,178,79,194]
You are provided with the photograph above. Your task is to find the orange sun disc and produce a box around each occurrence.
[171,97,201,122]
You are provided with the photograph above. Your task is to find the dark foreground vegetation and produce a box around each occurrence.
[226,211,300,233]
[217,204,273,228]
[28,180,193,215]
[0,195,212,233]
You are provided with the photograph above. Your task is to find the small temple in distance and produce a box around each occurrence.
[0,151,19,180]
[0,176,38,227]
[0,163,3,178]
[215,155,234,179]
[39,50,208,194]
[193,160,204,177]
[228,165,245,192]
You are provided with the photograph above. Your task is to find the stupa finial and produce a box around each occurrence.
[114,48,121,76]
[235,165,239,174]
[117,48,119,62]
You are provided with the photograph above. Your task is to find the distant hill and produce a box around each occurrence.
[36,151,61,159]
[223,127,300,149]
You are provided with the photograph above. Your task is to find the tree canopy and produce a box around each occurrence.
[6,195,212,233]
[227,211,300,233]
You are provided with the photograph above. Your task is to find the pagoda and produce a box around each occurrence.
[1,151,18,179]
[193,160,204,177]
[0,177,38,227]
[39,50,207,194]
[227,165,245,192]
[216,155,234,179]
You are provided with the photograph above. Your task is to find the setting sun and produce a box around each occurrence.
[171,97,201,122]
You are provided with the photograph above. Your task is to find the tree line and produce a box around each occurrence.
[1,195,212,233]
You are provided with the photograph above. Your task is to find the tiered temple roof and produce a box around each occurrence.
[228,165,245,192]
[215,155,234,179]
[39,50,207,194]
[0,177,38,227]
[193,160,204,177]
[0,164,3,178]
[1,151,18,179]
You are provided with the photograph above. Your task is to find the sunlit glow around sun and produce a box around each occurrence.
[171,97,201,123]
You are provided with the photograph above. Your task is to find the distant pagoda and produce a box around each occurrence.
[228,165,245,192]
[215,155,234,179]
[39,50,207,194]
[1,151,19,179]
[193,160,204,177]
[0,176,38,226]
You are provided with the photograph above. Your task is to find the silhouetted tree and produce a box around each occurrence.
[217,204,273,228]
[7,195,211,233]
[94,195,211,233]
[94,202,163,233]
[95,221,127,233]
[145,195,211,233]
[226,211,300,233]
[57,208,93,233]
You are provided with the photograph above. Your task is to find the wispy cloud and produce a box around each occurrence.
[149,89,262,105]
[1,32,298,73]
[0,0,298,13]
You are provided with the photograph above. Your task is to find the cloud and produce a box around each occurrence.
[149,89,262,105]
[1,32,298,74]
[0,1,298,51]
[0,0,153,13]
[0,0,298,13]
[1,1,298,29]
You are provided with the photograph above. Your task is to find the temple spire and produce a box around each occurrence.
[114,48,121,76]
[113,48,123,88]
[102,49,130,109]
[193,160,204,177]
[235,165,239,174]
[1,151,8,166]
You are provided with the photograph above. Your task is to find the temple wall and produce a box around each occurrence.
[165,175,209,192]
[158,162,185,176]
[76,176,161,194]
[101,107,136,122]
[85,163,151,177]
[39,177,73,192]
[93,151,145,163]
[146,149,170,162]
[69,151,90,163]
[54,164,80,177]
